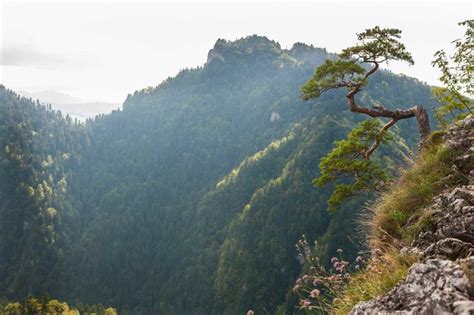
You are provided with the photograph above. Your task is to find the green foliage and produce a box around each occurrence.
[432,20,473,127]
[432,87,471,128]
[0,85,87,299]
[301,60,365,99]
[301,26,423,211]
[314,120,393,211]
[340,26,414,64]
[0,297,116,315]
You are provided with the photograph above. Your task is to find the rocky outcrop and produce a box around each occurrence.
[412,116,474,261]
[351,258,474,315]
[351,116,474,314]
[412,185,474,260]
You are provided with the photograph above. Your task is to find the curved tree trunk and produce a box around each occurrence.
[346,91,431,157]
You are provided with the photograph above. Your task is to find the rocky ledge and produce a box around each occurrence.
[351,116,474,314]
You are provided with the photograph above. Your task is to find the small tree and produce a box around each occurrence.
[432,20,473,127]
[301,26,431,210]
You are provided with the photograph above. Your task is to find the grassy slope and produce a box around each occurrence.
[331,131,456,314]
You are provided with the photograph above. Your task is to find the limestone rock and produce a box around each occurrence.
[412,185,474,259]
[351,258,474,315]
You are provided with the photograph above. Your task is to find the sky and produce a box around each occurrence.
[1,0,472,104]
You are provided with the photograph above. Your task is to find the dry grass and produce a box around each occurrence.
[367,134,454,248]
[330,132,456,314]
[330,246,418,314]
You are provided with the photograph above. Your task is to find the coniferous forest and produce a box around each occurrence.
[0,35,446,314]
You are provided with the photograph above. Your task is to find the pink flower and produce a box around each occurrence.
[300,300,311,309]
[331,257,338,264]
[310,289,320,298]
[302,274,309,282]
[312,278,321,286]
[356,255,363,263]
[247,310,254,315]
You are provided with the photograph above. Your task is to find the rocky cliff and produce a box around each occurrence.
[351,116,474,314]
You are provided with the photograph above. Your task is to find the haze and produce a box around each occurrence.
[1,0,472,110]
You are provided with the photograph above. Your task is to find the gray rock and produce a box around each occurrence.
[411,185,474,259]
[350,258,474,315]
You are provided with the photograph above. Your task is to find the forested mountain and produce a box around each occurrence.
[0,35,438,314]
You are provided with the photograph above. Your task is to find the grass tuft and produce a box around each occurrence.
[367,139,455,247]
[330,247,418,314]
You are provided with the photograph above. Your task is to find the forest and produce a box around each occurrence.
[0,33,451,314]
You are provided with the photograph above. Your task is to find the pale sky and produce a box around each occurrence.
[1,0,473,104]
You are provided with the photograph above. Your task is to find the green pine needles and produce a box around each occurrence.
[314,119,393,211]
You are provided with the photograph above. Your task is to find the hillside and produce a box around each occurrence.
[0,35,440,314]
[328,116,473,314]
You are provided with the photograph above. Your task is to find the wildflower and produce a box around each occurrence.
[331,257,338,264]
[300,300,311,309]
[310,289,320,298]
[328,274,342,282]
[355,264,360,270]
[337,248,343,253]
[296,278,302,285]
[247,310,254,315]
[312,278,321,286]
[356,255,363,263]
[302,274,309,282]
[292,284,300,292]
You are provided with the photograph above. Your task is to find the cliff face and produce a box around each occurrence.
[351,116,474,314]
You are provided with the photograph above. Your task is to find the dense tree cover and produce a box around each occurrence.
[0,296,116,315]
[0,87,90,299]
[0,36,439,314]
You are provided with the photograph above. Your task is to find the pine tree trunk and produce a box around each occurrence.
[415,106,431,145]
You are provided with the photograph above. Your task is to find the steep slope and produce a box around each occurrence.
[0,36,440,314]
[351,116,474,314]
[318,116,474,314]
[0,86,89,298]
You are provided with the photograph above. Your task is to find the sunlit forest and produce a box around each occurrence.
[0,2,472,315]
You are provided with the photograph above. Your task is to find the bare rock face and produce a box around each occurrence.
[412,185,474,260]
[411,115,474,260]
[351,116,474,314]
[351,258,474,315]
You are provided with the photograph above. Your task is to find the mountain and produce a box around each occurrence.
[0,35,439,314]
[17,90,119,120]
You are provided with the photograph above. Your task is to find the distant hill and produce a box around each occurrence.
[17,89,119,120]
